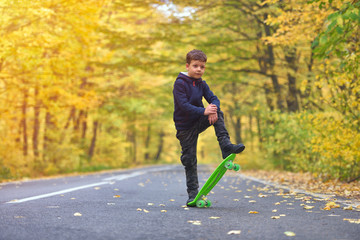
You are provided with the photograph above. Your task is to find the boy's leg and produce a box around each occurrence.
[176,128,199,204]
[196,111,244,158]
[212,111,245,159]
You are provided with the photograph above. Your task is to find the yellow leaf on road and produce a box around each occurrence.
[74,212,82,217]
[303,205,314,210]
[209,216,220,219]
[324,201,340,210]
[343,218,360,224]
[284,231,296,237]
[343,206,353,210]
[249,211,259,214]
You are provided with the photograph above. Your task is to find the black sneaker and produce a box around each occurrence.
[222,143,245,159]
[186,189,198,207]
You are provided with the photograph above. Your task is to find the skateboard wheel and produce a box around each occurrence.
[196,200,206,208]
[233,164,240,171]
[225,161,233,170]
[205,199,212,207]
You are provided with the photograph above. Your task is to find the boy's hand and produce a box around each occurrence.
[208,113,218,125]
[204,104,217,116]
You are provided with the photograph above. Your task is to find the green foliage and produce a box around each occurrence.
[261,111,360,181]
[260,112,314,171]
[312,0,360,72]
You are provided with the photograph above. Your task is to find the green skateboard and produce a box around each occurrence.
[187,153,240,208]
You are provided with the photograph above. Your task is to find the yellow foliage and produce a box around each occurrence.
[263,0,343,46]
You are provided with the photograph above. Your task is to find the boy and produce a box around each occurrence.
[173,49,245,206]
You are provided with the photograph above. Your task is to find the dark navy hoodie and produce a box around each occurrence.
[173,72,220,131]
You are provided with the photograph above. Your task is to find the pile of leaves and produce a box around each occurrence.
[242,170,360,201]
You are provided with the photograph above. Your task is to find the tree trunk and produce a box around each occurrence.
[81,111,88,140]
[43,111,53,163]
[88,120,99,160]
[21,89,28,156]
[33,85,40,158]
[263,13,286,111]
[256,112,263,146]
[264,83,274,111]
[155,130,165,162]
[60,107,76,144]
[144,124,151,161]
[284,47,300,112]
[234,116,242,144]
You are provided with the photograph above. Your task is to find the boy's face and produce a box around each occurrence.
[186,60,206,79]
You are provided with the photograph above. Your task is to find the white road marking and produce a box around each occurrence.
[6,166,176,204]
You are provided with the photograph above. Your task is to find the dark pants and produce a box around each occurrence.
[176,111,231,194]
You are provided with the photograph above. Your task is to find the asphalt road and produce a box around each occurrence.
[0,164,359,240]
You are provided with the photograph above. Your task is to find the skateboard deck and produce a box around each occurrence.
[187,153,240,207]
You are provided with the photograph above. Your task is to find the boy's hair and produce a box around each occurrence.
[186,49,207,64]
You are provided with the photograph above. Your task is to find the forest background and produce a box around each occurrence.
[0,0,359,183]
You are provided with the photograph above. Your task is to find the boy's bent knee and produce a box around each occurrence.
[181,153,197,168]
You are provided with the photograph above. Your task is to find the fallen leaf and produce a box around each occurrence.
[271,216,280,219]
[143,209,149,213]
[169,199,175,202]
[138,183,145,187]
[343,206,353,210]
[323,201,340,210]
[280,214,286,217]
[343,218,360,224]
[107,203,115,205]
[73,212,82,217]
[209,216,220,219]
[188,220,202,225]
[303,205,315,210]
[14,216,25,219]
[284,231,296,237]
[233,199,240,201]
[272,209,278,212]
[94,187,101,190]
[137,208,142,211]
[275,202,281,205]
[249,211,259,214]
[113,195,121,198]
[161,210,167,213]
[227,230,241,235]
[147,203,154,206]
